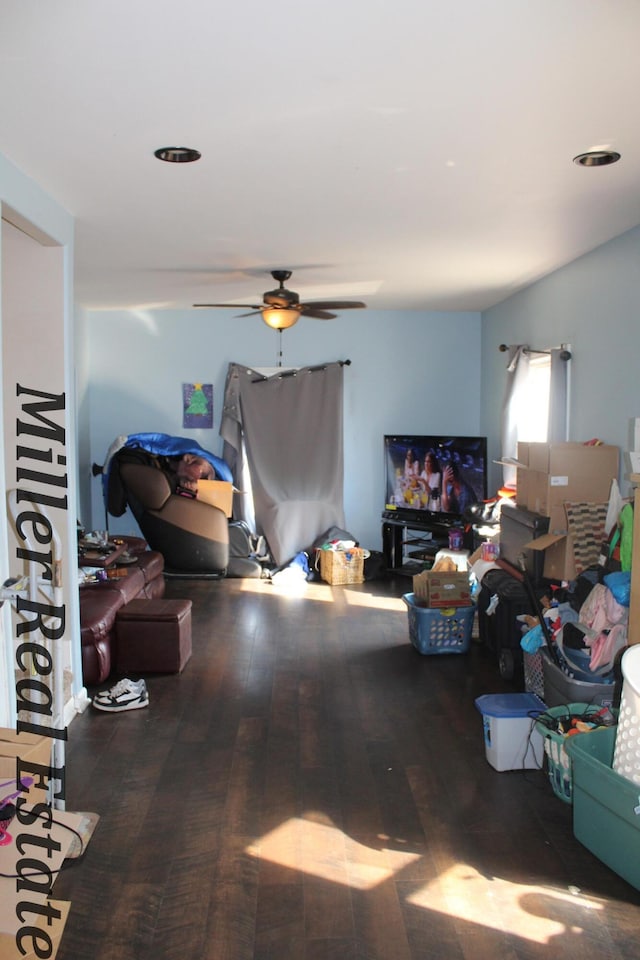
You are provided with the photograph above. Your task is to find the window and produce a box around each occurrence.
[501,344,571,489]
[513,352,551,443]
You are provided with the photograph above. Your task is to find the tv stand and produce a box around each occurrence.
[382,512,457,576]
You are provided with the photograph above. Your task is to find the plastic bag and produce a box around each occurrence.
[604,570,631,607]
[520,623,544,653]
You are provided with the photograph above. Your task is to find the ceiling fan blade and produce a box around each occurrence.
[300,308,337,320]
[192,303,262,309]
[301,300,366,311]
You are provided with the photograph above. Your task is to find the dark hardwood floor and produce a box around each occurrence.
[54,574,640,959]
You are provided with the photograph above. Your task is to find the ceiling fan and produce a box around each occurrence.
[193,269,366,330]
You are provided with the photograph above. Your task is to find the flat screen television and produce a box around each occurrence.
[384,434,488,526]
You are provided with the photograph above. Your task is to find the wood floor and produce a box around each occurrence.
[53,574,640,960]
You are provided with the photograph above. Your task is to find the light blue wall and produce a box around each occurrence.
[85,307,482,551]
[481,225,640,497]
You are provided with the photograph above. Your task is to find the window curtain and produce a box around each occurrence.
[500,344,570,487]
[220,361,346,566]
[500,345,530,488]
[547,347,570,442]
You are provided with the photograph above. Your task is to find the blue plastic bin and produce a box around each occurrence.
[403,593,474,655]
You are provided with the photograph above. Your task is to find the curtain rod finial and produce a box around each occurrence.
[498,344,509,352]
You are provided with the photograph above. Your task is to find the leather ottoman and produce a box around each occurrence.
[115,598,192,674]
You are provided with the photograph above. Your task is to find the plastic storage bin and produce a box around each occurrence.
[566,725,640,891]
[474,693,546,771]
[541,648,616,708]
[534,703,616,804]
[403,593,474,655]
[613,645,640,786]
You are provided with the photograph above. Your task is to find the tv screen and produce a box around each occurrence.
[384,435,488,523]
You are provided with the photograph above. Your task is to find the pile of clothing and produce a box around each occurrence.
[521,571,630,682]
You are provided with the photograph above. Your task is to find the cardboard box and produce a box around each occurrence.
[524,502,607,581]
[0,899,70,960]
[195,480,233,517]
[515,466,531,509]
[0,728,52,807]
[514,442,618,516]
[515,441,533,467]
[412,569,471,607]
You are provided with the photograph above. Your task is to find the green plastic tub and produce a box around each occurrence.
[565,726,640,891]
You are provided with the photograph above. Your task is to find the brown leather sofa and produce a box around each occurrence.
[79,537,165,686]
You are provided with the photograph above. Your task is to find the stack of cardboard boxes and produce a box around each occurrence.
[0,729,73,960]
[412,567,472,608]
[514,441,619,581]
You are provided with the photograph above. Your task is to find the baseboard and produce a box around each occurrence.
[163,569,226,580]
[65,688,91,725]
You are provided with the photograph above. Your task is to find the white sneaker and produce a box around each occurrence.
[92,678,149,712]
[93,677,146,701]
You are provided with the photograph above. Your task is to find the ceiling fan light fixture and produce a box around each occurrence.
[154,146,201,163]
[261,307,301,330]
[573,150,621,167]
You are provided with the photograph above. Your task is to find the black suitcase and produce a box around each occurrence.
[477,567,533,681]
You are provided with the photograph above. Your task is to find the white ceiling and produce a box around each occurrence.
[2,1,640,314]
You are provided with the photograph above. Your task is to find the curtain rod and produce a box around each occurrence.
[498,344,572,360]
[252,359,351,383]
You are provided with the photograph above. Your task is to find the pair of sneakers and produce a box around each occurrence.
[92,677,149,712]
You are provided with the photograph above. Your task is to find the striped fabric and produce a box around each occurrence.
[564,501,609,576]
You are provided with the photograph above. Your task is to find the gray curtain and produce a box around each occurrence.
[220,361,346,566]
[500,345,530,488]
[547,346,570,442]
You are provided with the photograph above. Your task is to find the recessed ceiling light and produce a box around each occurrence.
[573,150,621,167]
[154,146,201,163]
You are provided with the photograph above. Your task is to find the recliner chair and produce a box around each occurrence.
[108,453,230,577]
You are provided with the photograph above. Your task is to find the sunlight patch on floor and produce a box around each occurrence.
[239,578,404,610]
[247,818,606,945]
[246,816,421,890]
[342,590,405,611]
[240,579,336,602]
[406,863,604,945]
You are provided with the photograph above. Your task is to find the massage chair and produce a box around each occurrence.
[107,453,230,577]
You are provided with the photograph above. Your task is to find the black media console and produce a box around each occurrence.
[381,511,464,575]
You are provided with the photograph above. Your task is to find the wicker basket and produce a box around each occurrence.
[316,547,365,584]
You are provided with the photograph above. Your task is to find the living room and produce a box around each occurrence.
[3,2,640,725]
[3,166,639,730]
[2,5,640,956]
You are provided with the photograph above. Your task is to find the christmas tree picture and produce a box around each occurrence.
[182,382,213,428]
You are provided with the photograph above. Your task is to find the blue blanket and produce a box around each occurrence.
[123,432,233,482]
[102,432,233,517]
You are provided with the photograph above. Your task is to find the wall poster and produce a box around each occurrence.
[182,382,213,429]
